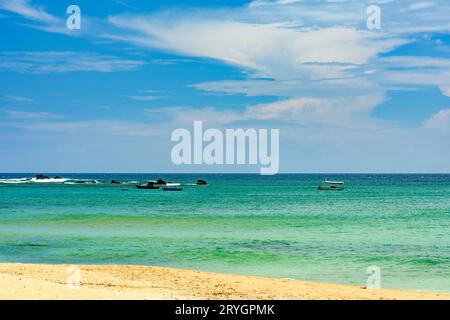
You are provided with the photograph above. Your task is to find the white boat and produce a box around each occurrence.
[165,182,181,187]
[318,180,345,191]
[325,180,344,185]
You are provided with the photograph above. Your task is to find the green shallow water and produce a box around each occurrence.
[0,174,449,292]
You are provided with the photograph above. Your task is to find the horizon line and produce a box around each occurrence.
[1,172,450,175]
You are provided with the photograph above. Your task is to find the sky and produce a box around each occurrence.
[0,0,450,173]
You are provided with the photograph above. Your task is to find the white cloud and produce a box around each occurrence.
[249,0,304,8]
[245,91,385,127]
[440,86,450,97]
[108,14,406,80]
[382,69,450,87]
[247,97,330,121]
[380,56,450,68]
[141,89,386,128]
[128,95,164,101]
[424,109,450,129]
[0,51,144,73]
[408,2,437,11]
[0,0,58,24]
[0,0,74,35]
[378,56,450,89]
[105,6,449,132]
[192,76,378,96]
[0,0,114,36]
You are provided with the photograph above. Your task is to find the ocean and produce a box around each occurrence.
[0,173,449,293]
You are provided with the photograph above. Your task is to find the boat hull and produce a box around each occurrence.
[136,185,160,189]
[162,187,183,191]
[318,186,344,191]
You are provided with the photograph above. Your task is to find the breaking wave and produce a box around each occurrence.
[0,177,70,184]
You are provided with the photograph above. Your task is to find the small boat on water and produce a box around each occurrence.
[325,180,344,185]
[136,181,160,189]
[318,185,344,191]
[162,187,183,191]
[166,182,181,187]
[147,178,180,187]
[318,180,345,191]
[136,185,160,189]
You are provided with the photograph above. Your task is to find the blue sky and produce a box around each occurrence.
[0,0,450,173]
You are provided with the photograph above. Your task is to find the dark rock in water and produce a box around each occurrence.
[156,178,167,185]
[36,174,50,180]
[54,176,62,179]
[196,179,208,185]
[111,180,121,184]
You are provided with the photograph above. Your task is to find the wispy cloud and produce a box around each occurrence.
[4,109,62,120]
[408,2,437,11]
[424,109,450,129]
[248,0,304,8]
[7,118,168,138]
[115,0,135,10]
[128,95,164,101]
[0,51,144,73]
[0,0,73,35]
[0,0,58,24]
[440,86,450,97]
[4,94,33,103]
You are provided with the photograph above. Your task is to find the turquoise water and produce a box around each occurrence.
[0,174,449,293]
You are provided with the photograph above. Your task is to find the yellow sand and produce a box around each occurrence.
[0,263,448,300]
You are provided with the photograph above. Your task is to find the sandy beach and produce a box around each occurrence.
[0,263,448,300]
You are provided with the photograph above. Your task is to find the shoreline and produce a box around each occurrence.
[0,263,449,300]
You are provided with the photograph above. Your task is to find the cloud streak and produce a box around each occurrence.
[4,94,33,103]
[424,109,450,129]
[0,51,144,73]
[4,109,62,120]
[0,0,57,24]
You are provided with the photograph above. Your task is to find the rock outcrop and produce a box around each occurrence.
[156,178,167,185]
[196,179,208,185]
[36,174,50,180]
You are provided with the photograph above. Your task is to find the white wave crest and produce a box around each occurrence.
[0,177,70,184]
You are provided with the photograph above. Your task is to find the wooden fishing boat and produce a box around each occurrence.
[136,181,160,189]
[318,180,345,191]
